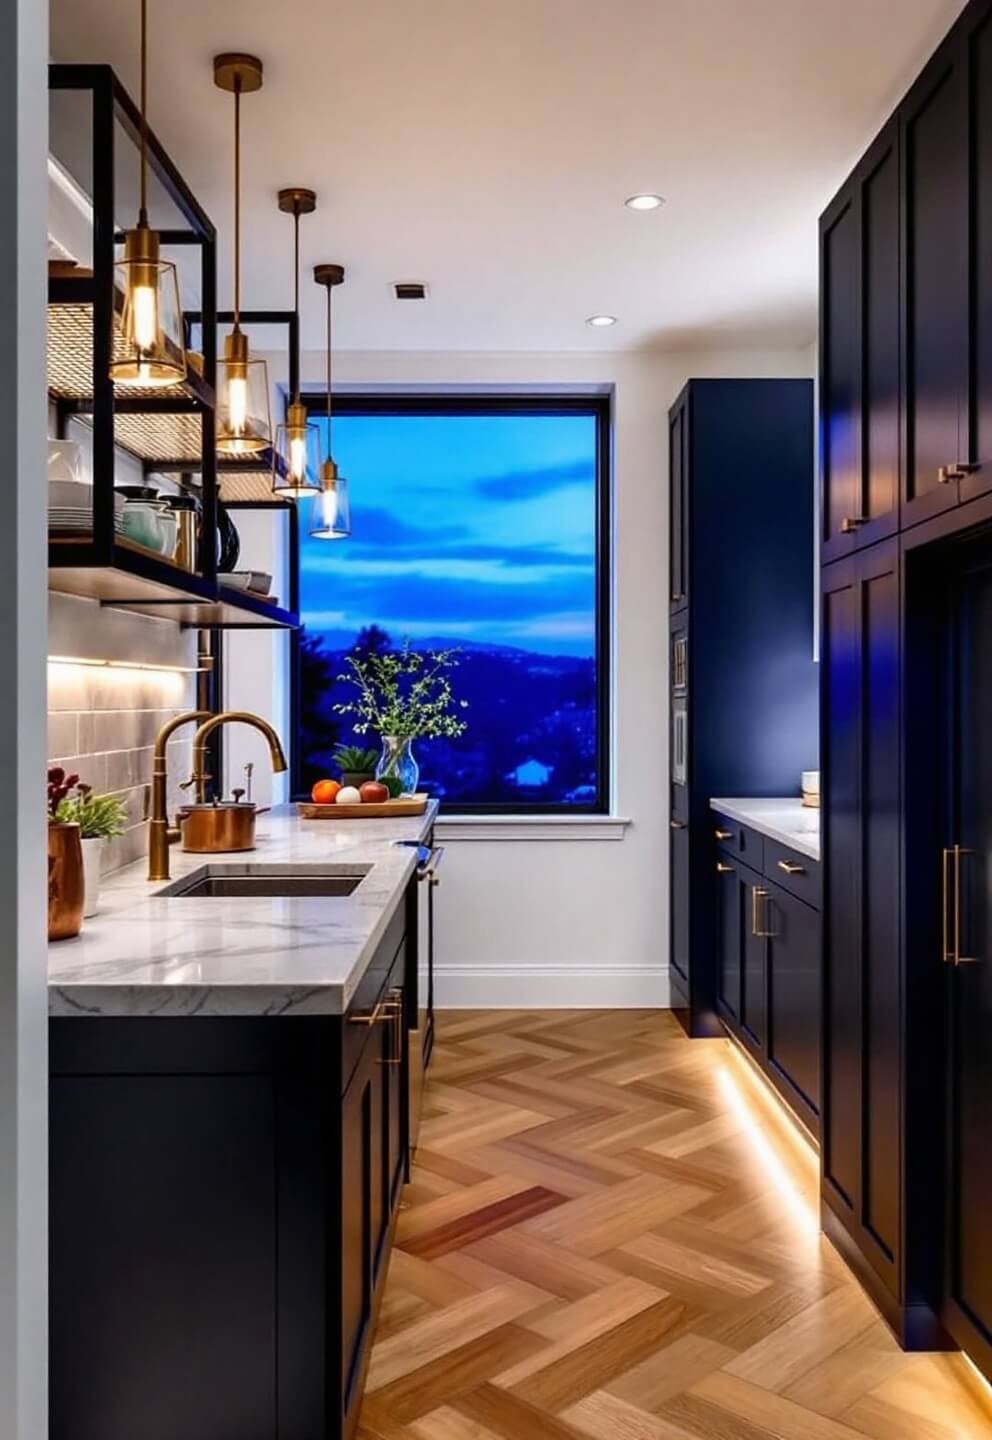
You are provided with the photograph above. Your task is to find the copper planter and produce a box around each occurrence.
[48,822,84,941]
[179,802,257,854]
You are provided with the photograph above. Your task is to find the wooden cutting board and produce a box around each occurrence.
[297,794,429,819]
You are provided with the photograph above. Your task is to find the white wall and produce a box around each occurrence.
[1,2,49,1437]
[234,343,814,1006]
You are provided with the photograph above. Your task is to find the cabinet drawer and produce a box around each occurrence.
[712,812,765,872]
[342,901,406,1093]
[764,837,821,910]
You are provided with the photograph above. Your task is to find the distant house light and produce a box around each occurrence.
[507,758,554,787]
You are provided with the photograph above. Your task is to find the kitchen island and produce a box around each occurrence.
[48,802,438,1440]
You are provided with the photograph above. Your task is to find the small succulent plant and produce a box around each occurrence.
[333,744,379,777]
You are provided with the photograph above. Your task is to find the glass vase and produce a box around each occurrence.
[376,736,419,795]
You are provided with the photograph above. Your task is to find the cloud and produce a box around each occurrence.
[474,458,596,501]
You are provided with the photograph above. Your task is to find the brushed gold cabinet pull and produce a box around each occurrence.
[670,819,687,830]
[944,846,979,966]
[379,987,405,1064]
[714,829,733,841]
[752,887,774,938]
[777,859,806,876]
[841,516,868,533]
[349,995,388,1027]
[716,862,733,874]
[939,462,981,484]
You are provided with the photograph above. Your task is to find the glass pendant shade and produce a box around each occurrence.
[273,401,320,497]
[309,460,350,539]
[216,328,272,456]
[110,227,187,387]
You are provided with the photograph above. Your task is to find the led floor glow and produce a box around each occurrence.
[716,1056,819,1239]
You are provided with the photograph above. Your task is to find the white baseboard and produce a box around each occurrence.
[434,964,671,1009]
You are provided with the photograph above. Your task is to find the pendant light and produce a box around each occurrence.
[309,264,351,540]
[272,188,320,498]
[214,53,271,456]
[109,0,186,387]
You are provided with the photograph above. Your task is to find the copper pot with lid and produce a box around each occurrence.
[179,799,256,853]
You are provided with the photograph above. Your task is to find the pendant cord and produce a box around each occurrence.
[138,0,148,225]
[326,280,333,448]
[293,210,301,403]
[233,79,242,329]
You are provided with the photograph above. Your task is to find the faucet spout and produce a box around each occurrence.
[148,710,213,882]
[190,712,288,805]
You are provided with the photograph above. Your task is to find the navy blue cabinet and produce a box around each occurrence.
[667,380,817,1036]
[713,821,821,1136]
[818,0,992,1367]
[820,121,901,563]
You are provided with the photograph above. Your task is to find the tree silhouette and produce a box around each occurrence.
[298,627,342,786]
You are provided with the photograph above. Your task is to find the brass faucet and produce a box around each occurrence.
[189,711,288,804]
[148,710,213,881]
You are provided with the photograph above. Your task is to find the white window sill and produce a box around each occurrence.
[434,815,631,842]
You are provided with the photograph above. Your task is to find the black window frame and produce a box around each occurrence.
[290,392,612,815]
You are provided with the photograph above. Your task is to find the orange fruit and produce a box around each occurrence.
[311,778,342,805]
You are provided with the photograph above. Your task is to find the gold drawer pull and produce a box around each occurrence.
[751,887,774,938]
[716,862,733,874]
[944,845,979,966]
[379,986,405,1065]
[777,860,806,876]
[841,516,868,533]
[670,819,687,830]
[939,462,981,484]
[349,995,388,1027]
[714,829,733,841]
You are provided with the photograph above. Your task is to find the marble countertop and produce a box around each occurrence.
[48,802,438,1018]
[709,797,820,862]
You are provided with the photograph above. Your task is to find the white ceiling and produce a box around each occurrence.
[50,0,966,353]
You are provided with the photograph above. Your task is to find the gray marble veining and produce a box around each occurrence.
[48,803,438,1018]
[709,796,820,862]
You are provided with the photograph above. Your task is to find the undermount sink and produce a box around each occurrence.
[158,865,370,899]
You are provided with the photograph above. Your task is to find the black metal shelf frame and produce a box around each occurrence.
[47,65,298,631]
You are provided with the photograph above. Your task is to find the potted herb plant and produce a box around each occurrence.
[55,778,128,918]
[334,643,468,795]
[48,766,85,941]
[333,744,380,790]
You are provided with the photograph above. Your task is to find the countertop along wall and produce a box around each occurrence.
[232,343,816,1007]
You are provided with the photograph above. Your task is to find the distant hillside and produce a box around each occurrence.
[298,631,599,805]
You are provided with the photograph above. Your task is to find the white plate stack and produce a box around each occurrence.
[48,480,125,535]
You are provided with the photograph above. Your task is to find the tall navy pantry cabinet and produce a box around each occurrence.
[668,379,817,1037]
[819,0,992,1373]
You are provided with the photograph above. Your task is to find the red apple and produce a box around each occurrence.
[359,781,389,804]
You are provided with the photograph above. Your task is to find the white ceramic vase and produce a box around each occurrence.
[81,836,104,918]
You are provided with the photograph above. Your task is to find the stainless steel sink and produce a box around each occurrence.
[158,865,370,899]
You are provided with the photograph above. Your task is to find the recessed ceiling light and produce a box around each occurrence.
[625,193,665,211]
[586,314,617,327]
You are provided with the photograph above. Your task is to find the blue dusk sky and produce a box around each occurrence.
[299,412,598,657]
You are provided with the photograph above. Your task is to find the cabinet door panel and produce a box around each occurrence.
[716,862,742,1022]
[741,871,767,1052]
[670,404,687,608]
[902,50,967,523]
[340,1061,373,1424]
[767,885,821,1122]
[822,565,862,1210]
[821,195,861,551]
[670,821,690,987]
[862,559,901,1263]
[944,550,992,1364]
[863,133,901,531]
[962,6,992,504]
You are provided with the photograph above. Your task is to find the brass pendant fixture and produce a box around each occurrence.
[109,0,187,387]
[309,263,351,540]
[214,53,271,456]
[272,188,320,498]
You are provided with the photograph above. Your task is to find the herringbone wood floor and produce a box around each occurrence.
[358,1010,992,1439]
